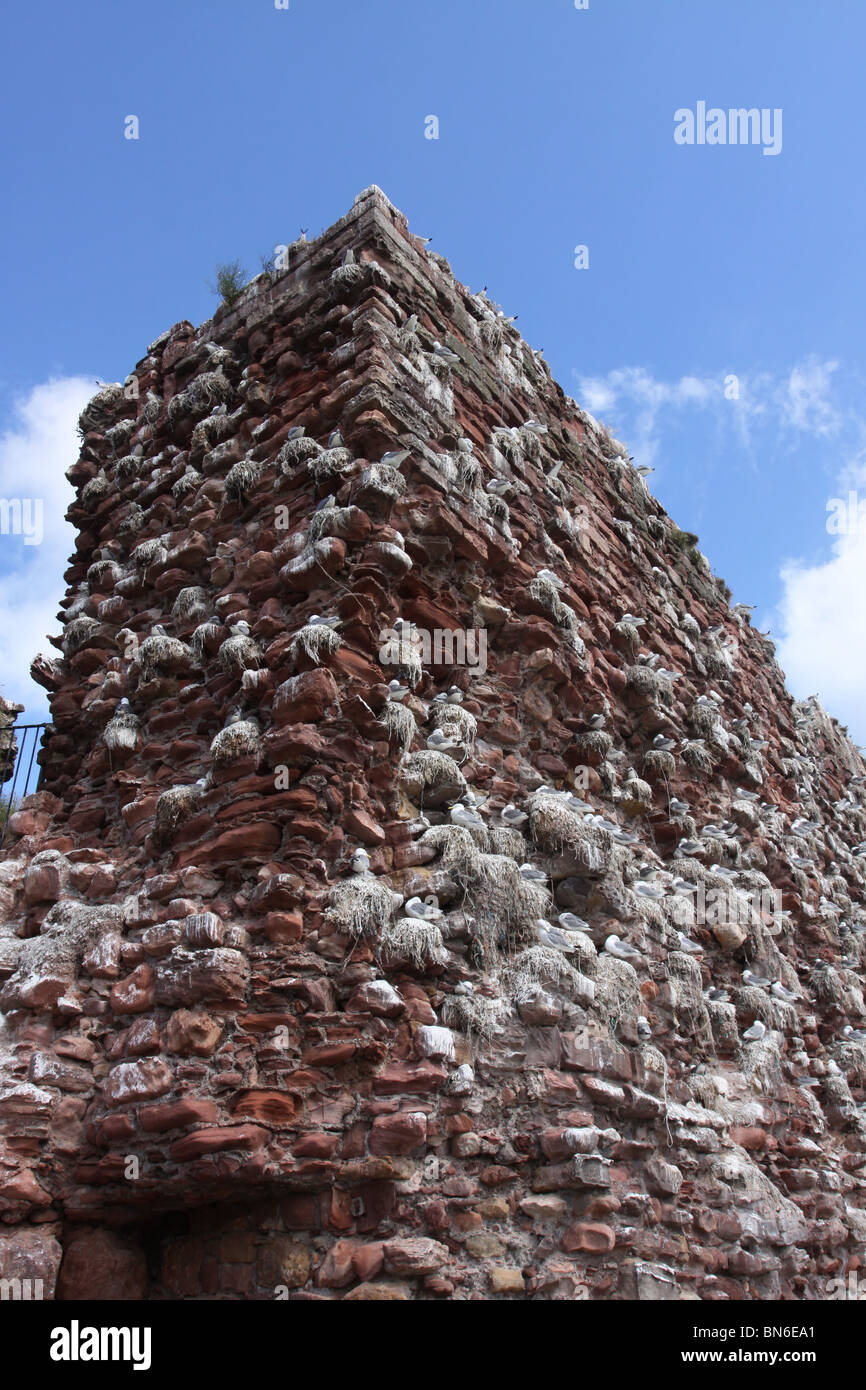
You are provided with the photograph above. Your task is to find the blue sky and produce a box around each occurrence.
[1,0,865,738]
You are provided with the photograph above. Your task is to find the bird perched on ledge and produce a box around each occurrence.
[450,802,485,830]
[350,847,371,875]
[604,935,642,961]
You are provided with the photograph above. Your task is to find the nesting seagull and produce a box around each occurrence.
[431,341,460,363]
[742,1020,767,1042]
[351,848,371,875]
[519,862,547,882]
[433,685,464,705]
[771,981,798,1003]
[501,804,528,827]
[535,919,579,953]
[742,969,772,989]
[604,935,642,961]
[709,864,738,879]
[427,729,460,751]
[450,803,485,830]
[558,911,591,933]
[635,882,666,900]
[653,735,677,752]
[676,838,704,856]
[404,895,442,921]
[670,877,698,896]
[676,932,704,954]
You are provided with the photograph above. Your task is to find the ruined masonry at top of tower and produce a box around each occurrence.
[0,185,864,1302]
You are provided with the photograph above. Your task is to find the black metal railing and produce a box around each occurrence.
[0,723,48,850]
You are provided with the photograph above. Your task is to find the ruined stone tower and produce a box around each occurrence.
[1,186,864,1301]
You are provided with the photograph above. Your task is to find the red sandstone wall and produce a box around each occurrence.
[0,187,864,1301]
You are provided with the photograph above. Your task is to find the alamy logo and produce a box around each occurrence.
[379,624,487,677]
[0,497,43,545]
[0,1276,43,1300]
[668,884,783,930]
[674,102,782,157]
[50,1321,152,1371]
[827,491,866,535]
[826,1272,866,1300]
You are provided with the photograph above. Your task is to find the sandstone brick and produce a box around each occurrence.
[369,1111,427,1155]
[489,1266,526,1294]
[560,1221,616,1254]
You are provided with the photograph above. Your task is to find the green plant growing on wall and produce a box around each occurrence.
[669,527,700,552]
[209,261,248,307]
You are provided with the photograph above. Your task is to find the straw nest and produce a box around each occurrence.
[594,954,643,1032]
[499,946,584,1004]
[377,702,417,754]
[167,370,234,426]
[379,918,448,971]
[172,465,204,500]
[78,384,126,434]
[378,636,423,688]
[103,708,139,752]
[63,616,100,654]
[324,877,400,940]
[224,456,263,503]
[209,720,260,765]
[276,435,322,475]
[218,631,263,675]
[529,576,585,656]
[190,410,236,453]
[441,992,503,1041]
[308,506,355,542]
[429,704,477,749]
[668,952,711,1039]
[529,798,612,874]
[172,587,210,625]
[131,536,169,568]
[290,624,342,667]
[137,634,196,681]
[307,447,352,484]
[358,462,406,501]
[401,751,468,808]
[154,783,205,842]
[81,471,110,506]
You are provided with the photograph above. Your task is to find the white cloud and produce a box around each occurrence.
[778,358,841,435]
[573,356,845,470]
[575,366,732,467]
[0,377,94,721]
[775,463,866,741]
